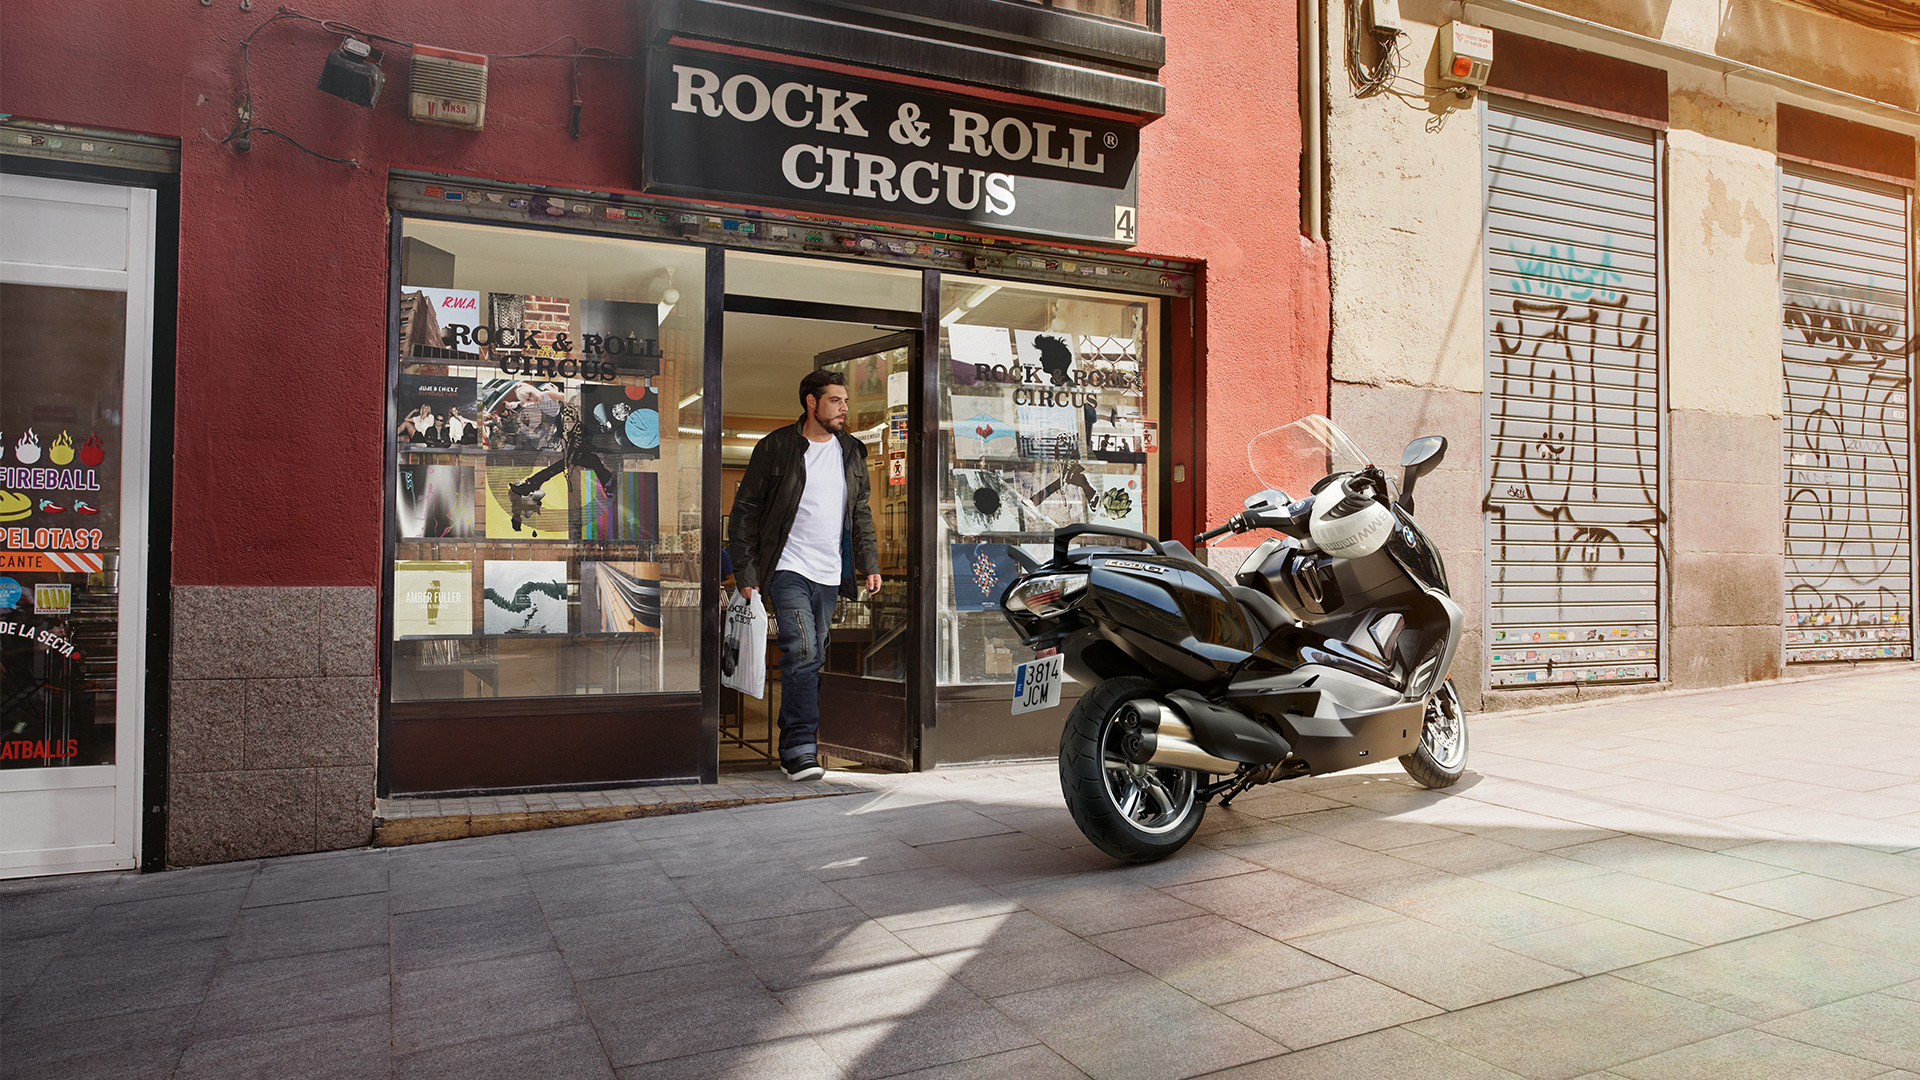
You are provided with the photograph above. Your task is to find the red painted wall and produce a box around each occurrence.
[1142,0,1331,542]
[2,1,1326,585]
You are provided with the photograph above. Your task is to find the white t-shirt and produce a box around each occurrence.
[774,435,848,587]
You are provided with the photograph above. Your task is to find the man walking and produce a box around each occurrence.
[729,370,881,781]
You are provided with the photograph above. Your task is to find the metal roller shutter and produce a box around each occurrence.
[1780,165,1913,663]
[1481,97,1665,689]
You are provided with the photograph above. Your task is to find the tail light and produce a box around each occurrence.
[1004,573,1089,618]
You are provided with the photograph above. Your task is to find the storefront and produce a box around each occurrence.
[381,178,1189,793]
[1,0,1329,864]
[0,132,177,875]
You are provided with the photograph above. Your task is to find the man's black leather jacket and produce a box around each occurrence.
[727,421,880,600]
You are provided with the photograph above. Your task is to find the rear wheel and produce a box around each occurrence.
[1400,678,1468,788]
[1060,676,1204,863]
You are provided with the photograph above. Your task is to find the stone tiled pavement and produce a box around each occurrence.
[7,664,1920,1079]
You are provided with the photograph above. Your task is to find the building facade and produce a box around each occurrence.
[1308,0,1917,713]
[0,0,1329,872]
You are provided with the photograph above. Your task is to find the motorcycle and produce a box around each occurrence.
[1000,415,1467,862]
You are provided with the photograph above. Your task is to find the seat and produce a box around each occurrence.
[1228,584,1289,638]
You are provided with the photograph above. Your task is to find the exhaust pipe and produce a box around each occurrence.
[1122,699,1243,774]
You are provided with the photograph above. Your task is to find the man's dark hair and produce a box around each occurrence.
[799,368,847,410]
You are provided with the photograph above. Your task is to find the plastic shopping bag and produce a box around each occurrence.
[721,589,768,698]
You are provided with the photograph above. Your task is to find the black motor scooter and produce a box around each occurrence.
[1000,415,1465,862]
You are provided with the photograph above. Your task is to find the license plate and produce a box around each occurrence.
[1012,653,1065,715]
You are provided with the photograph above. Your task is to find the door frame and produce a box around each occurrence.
[814,328,920,770]
[720,289,926,769]
[0,173,157,876]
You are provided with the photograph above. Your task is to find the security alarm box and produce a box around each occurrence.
[408,45,488,130]
[1439,22,1494,88]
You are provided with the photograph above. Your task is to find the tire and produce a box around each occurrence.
[1059,676,1205,863]
[1400,677,1469,788]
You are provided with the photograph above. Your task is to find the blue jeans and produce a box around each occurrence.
[765,570,837,762]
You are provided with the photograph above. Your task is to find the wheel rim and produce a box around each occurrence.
[1421,682,1468,770]
[1099,704,1197,835]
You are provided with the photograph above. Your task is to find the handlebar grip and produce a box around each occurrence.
[1195,518,1237,545]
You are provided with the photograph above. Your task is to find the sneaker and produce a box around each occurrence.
[782,753,825,781]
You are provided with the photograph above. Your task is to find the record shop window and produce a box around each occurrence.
[389,222,704,699]
[937,276,1161,685]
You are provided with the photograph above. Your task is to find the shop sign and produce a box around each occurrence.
[644,46,1142,248]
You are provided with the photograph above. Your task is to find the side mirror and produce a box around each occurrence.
[1398,436,1446,511]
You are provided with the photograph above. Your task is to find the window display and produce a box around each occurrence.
[0,285,130,769]
[389,222,703,700]
[936,277,1160,685]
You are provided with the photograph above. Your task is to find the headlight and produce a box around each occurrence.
[1003,573,1089,617]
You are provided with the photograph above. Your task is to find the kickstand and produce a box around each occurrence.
[1215,773,1259,808]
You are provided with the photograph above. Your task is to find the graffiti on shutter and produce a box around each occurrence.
[1780,166,1912,663]
[1482,98,1664,688]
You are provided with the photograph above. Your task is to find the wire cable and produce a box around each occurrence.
[220,7,634,164]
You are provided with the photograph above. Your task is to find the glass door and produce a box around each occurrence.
[813,333,916,769]
[0,174,156,876]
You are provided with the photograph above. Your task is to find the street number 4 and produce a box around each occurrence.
[1114,205,1137,243]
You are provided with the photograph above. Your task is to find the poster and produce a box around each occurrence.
[396,464,476,539]
[1016,403,1080,460]
[1012,463,1094,530]
[950,543,1022,611]
[484,462,570,539]
[1088,404,1146,464]
[576,298,661,376]
[483,560,570,635]
[394,560,473,637]
[953,469,1024,535]
[478,378,568,452]
[582,384,661,458]
[396,376,479,448]
[581,470,660,541]
[405,288,481,357]
[945,324,1015,388]
[853,353,886,400]
[1084,471,1145,533]
[951,394,1017,458]
[1014,330,1076,388]
[581,561,662,634]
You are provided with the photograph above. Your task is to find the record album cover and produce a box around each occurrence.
[581,561,662,634]
[394,560,473,637]
[582,384,661,458]
[953,469,1024,536]
[483,560,569,635]
[396,464,476,539]
[485,462,571,539]
[950,543,1022,612]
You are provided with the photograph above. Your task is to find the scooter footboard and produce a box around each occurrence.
[1286,699,1426,776]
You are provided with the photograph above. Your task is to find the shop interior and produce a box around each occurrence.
[386,220,1160,790]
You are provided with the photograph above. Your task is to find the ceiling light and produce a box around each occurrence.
[939,283,1001,326]
[657,268,680,325]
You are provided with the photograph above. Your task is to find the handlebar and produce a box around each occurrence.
[1194,515,1242,546]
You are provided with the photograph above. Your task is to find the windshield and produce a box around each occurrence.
[1246,415,1377,499]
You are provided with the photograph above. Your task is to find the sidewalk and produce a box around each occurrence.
[6,665,1920,1080]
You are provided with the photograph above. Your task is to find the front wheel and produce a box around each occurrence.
[1059,676,1205,863]
[1400,678,1469,788]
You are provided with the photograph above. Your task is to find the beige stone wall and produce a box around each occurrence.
[1325,1,1486,395]
[168,586,377,865]
[1320,0,1913,709]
